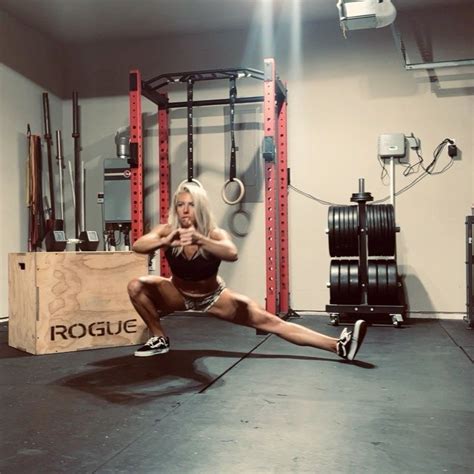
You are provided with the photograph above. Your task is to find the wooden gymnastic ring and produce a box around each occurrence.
[179,178,203,189]
[221,178,245,205]
[228,209,251,237]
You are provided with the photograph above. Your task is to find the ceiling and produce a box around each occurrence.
[0,0,469,45]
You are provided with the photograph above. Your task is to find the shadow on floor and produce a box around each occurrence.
[54,348,375,405]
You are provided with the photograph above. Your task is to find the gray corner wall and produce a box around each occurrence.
[1,5,473,319]
[1,10,65,319]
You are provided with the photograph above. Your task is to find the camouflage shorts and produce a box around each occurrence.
[181,278,226,312]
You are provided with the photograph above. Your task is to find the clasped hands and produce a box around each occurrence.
[166,226,201,248]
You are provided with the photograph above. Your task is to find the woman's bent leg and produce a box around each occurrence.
[127,275,186,337]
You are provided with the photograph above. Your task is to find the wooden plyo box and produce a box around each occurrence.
[8,252,149,355]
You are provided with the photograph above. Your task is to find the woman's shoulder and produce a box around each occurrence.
[209,227,230,240]
[152,223,173,237]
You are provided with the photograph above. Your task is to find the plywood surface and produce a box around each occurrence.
[9,252,150,354]
[8,253,37,353]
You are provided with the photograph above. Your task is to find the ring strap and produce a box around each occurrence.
[229,76,237,181]
[187,79,194,182]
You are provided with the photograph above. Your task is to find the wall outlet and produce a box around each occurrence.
[406,135,420,150]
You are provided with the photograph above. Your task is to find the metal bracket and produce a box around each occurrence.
[262,136,276,162]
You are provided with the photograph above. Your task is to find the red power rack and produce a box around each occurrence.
[129,58,292,317]
[158,96,171,278]
[128,70,144,245]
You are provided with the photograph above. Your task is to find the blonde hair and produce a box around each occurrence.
[168,183,217,257]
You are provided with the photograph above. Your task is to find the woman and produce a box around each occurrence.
[128,184,367,360]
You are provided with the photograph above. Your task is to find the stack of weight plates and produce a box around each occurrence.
[328,204,398,304]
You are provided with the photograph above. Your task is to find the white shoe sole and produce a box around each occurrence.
[347,320,368,361]
[134,347,170,357]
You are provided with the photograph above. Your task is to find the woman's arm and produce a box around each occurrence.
[132,224,179,254]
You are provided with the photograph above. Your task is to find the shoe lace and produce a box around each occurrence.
[339,328,351,343]
[146,336,162,347]
[337,328,352,357]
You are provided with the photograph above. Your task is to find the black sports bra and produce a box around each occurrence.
[164,247,221,281]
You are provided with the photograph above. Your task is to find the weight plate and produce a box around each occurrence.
[338,206,345,257]
[342,207,349,257]
[328,206,335,257]
[386,205,396,256]
[378,205,387,255]
[329,260,340,303]
[345,206,353,257]
[366,205,374,254]
[386,205,393,255]
[366,205,373,255]
[349,260,360,303]
[378,205,386,256]
[340,206,347,257]
[339,259,350,303]
[373,206,383,256]
[345,206,352,257]
[349,206,358,256]
[368,260,377,304]
[387,259,398,303]
[376,259,388,303]
[333,207,341,257]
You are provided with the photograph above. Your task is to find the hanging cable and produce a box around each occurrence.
[288,184,346,207]
[292,137,456,206]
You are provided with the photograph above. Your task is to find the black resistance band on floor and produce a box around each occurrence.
[198,334,272,393]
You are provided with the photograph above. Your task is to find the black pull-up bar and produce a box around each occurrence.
[144,67,265,90]
[168,95,264,109]
[141,66,286,109]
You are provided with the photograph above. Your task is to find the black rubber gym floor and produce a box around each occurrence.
[0,315,472,473]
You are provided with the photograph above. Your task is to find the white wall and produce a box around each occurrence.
[287,21,473,314]
[1,5,473,318]
[0,65,64,318]
[0,10,64,319]
[0,10,64,97]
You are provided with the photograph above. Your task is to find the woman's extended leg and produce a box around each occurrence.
[208,289,367,360]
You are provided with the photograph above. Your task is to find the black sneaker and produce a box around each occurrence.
[336,320,368,361]
[134,336,170,357]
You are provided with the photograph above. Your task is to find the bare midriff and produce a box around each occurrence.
[171,274,220,297]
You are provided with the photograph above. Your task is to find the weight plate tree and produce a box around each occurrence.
[326,180,405,327]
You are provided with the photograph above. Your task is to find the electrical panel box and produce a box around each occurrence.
[378,133,406,158]
[104,158,131,223]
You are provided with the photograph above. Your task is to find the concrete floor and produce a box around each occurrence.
[0,315,472,473]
